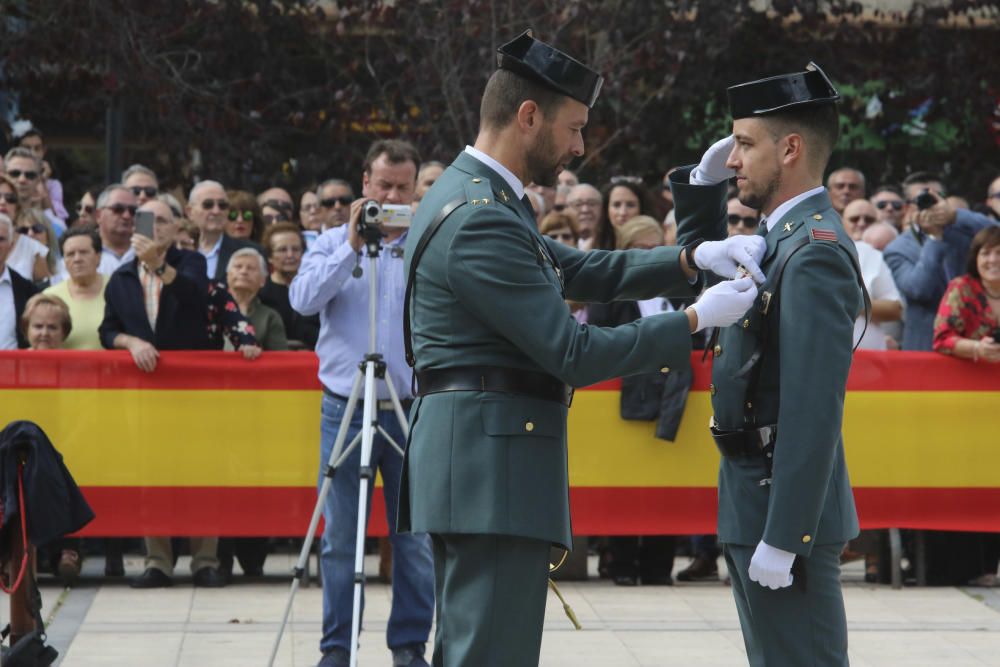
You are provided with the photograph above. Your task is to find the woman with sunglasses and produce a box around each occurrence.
[225,190,264,243]
[74,188,101,228]
[19,208,60,279]
[0,174,50,283]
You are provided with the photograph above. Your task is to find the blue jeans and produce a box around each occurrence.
[318,394,434,654]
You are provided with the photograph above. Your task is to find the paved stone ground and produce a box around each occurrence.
[11,553,1000,666]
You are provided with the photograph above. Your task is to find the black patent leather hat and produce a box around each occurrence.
[497,30,604,108]
[727,62,840,119]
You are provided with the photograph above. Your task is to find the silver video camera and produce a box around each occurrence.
[363,201,412,229]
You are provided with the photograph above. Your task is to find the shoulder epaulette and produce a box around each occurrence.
[463,177,495,208]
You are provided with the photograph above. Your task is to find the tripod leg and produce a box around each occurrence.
[349,358,380,667]
[267,370,366,667]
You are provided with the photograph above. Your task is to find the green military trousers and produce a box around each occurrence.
[430,533,551,667]
[724,542,849,666]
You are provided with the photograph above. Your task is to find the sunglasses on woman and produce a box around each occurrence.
[76,203,94,214]
[16,224,46,235]
[228,209,254,222]
[1,193,17,204]
[7,169,38,181]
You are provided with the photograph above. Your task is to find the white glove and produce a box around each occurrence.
[690,135,736,185]
[693,235,767,283]
[689,276,758,332]
[748,541,796,590]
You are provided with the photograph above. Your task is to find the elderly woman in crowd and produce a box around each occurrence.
[592,178,655,250]
[225,248,288,352]
[259,222,319,349]
[216,247,286,579]
[0,175,50,282]
[21,293,87,583]
[932,225,1000,587]
[225,190,264,243]
[44,226,107,350]
[934,226,1000,362]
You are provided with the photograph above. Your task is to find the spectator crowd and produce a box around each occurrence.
[1,119,998,595]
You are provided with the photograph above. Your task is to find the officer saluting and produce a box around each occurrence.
[399,31,766,667]
[672,64,867,666]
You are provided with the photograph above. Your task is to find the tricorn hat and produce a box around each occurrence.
[496,30,604,108]
[727,62,840,119]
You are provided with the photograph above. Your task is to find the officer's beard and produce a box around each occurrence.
[525,125,563,188]
[739,165,782,215]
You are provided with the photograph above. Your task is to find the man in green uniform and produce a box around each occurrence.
[400,31,769,667]
[671,64,867,666]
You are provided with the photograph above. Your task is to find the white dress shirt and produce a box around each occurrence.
[763,185,828,232]
[0,267,18,349]
[463,146,525,200]
[853,241,901,350]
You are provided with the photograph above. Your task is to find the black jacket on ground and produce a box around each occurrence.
[0,421,94,551]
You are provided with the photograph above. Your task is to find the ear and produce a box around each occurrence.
[781,133,804,167]
[516,100,542,133]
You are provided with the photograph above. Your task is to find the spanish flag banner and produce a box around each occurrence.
[1,350,997,536]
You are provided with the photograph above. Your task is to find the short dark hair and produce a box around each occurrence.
[261,221,305,258]
[362,139,420,177]
[760,104,840,174]
[59,224,102,255]
[967,226,1000,280]
[902,171,946,199]
[873,184,903,198]
[479,69,567,131]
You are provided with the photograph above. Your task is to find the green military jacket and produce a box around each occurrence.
[399,151,706,549]
[672,168,862,556]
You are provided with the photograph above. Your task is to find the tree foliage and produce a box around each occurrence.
[2,0,999,198]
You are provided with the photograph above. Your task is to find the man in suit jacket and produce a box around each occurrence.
[401,31,764,667]
[882,171,996,350]
[0,213,39,349]
[187,180,264,282]
[672,64,864,666]
[98,213,229,590]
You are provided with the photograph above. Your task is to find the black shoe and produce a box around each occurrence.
[193,566,227,588]
[613,574,638,586]
[392,643,429,667]
[676,555,719,582]
[130,568,173,588]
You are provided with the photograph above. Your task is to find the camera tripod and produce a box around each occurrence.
[269,217,409,667]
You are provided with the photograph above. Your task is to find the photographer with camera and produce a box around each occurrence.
[289,139,434,667]
[883,171,997,350]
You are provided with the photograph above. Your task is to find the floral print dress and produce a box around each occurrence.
[932,274,999,353]
[206,281,258,349]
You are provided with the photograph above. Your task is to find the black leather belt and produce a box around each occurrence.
[415,366,573,407]
[710,422,776,459]
[322,385,413,412]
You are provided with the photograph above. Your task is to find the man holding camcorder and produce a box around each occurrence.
[289,139,434,667]
[883,171,996,350]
